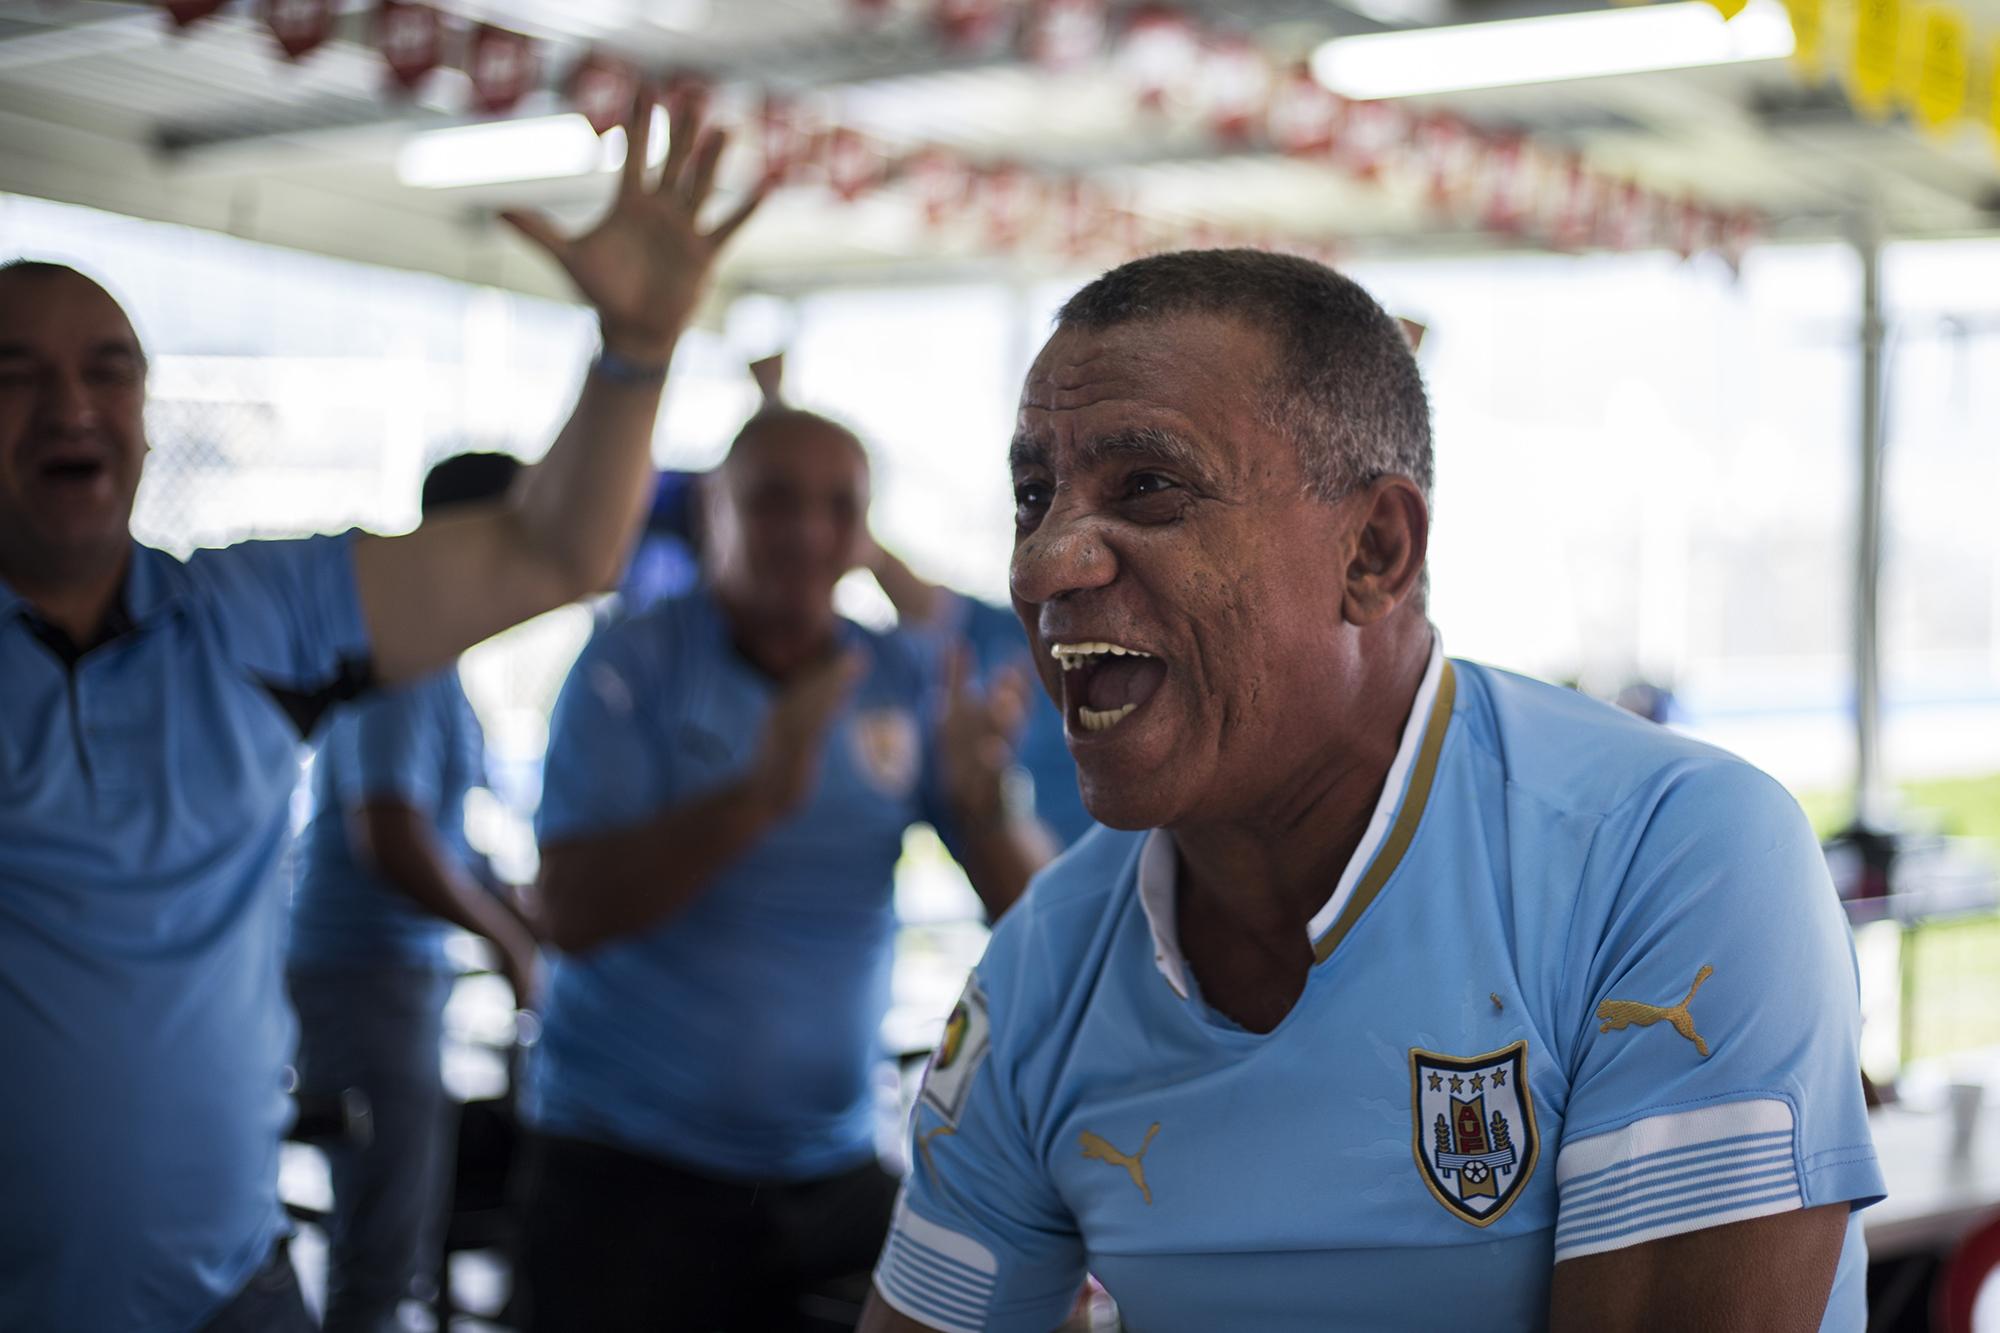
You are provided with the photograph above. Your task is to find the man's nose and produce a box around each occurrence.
[1011,497,1116,605]
[37,368,98,436]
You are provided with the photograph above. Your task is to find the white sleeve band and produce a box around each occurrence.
[1554,1098,1803,1262]
[872,1195,1000,1333]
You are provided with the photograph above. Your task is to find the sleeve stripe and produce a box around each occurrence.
[1558,1146,1794,1219]
[873,1199,998,1333]
[874,1273,984,1333]
[1556,1098,1793,1184]
[1555,1185,1803,1261]
[889,1195,1001,1274]
[885,1235,997,1304]
[1557,1162,1798,1234]
[1554,1100,1804,1262]
[877,1261,989,1327]
[1559,1127,1791,1193]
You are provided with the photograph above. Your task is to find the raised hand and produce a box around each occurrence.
[939,645,1030,827]
[749,649,866,818]
[501,88,768,363]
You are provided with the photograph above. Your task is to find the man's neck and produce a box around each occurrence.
[1171,618,1434,1031]
[713,589,840,682]
[3,546,130,651]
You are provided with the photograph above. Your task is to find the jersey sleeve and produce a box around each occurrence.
[874,933,1086,1331]
[190,533,374,728]
[339,677,449,812]
[535,628,672,844]
[1552,759,1884,1264]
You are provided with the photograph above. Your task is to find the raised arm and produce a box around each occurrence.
[354,91,766,686]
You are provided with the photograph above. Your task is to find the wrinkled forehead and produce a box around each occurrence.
[1012,315,1270,477]
[0,269,143,353]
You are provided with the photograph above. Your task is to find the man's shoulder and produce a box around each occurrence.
[575,591,713,684]
[979,826,1146,1019]
[1452,658,1781,825]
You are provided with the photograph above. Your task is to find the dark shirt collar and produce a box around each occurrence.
[3,540,180,663]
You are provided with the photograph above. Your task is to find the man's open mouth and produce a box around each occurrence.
[38,455,109,486]
[1050,640,1168,735]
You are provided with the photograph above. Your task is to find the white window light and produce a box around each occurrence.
[1311,0,1795,100]
[396,105,669,190]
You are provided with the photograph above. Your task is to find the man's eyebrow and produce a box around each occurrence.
[0,340,143,361]
[1008,434,1050,473]
[1076,426,1216,484]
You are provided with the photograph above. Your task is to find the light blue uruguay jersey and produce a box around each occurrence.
[0,536,371,1332]
[530,587,962,1181]
[877,642,1884,1333]
[291,666,487,969]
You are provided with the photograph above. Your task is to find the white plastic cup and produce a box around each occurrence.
[1947,1081,1984,1160]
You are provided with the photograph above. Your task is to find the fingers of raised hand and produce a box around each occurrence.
[681,131,726,213]
[658,88,709,196]
[618,88,657,198]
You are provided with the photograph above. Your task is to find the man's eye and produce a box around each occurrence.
[1013,481,1051,523]
[85,365,140,388]
[1127,472,1174,497]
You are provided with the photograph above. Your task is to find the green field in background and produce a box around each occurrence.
[1795,772,2000,844]
[1793,771,2000,1067]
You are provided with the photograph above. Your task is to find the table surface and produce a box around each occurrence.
[1864,1100,2000,1261]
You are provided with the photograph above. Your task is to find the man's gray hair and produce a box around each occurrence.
[1055,249,1432,504]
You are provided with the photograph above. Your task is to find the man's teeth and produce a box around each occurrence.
[1077,703,1138,732]
[1050,641,1154,673]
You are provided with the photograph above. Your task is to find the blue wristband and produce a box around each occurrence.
[593,346,669,384]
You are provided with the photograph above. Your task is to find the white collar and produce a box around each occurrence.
[1137,635,1449,1000]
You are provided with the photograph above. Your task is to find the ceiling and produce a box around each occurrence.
[1,0,1996,304]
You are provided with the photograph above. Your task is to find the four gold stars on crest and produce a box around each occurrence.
[1428,1068,1510,1093]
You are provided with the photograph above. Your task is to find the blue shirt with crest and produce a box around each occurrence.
[876,647,1884,1333]
[530,587,961,1181]
[290,667,488,970]
[0,535,371,1332]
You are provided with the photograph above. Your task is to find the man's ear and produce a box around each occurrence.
[1341,476,1429,626]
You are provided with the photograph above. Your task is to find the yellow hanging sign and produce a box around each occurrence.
[1785,0,1827,76]
[1907,5,1970,133]
[1850,0,1904,117]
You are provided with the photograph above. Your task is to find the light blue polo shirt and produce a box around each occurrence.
[290,667,488,970]
[877,645,1884,1333]
[530,587,961,1181]
[0,535,372,1333]
[929,593,1093,850]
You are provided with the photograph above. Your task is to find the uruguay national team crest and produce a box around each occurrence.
[851,707,920,799]
[920,978,990,1125]
[1410,1040,1539,1226]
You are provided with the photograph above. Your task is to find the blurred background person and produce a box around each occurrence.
[286,450,542,1333]
[0,89,760,1333]
[517,399,1051,1332]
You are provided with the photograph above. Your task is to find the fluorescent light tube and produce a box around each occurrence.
[396,106,669,189]
[1311,0,1795,99]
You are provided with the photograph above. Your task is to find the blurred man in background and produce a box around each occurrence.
[287,451,541,1333]
[0,92,760,1331]
[519,399,1051,1332]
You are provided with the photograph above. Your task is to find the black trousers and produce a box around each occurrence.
[516,1134,900,1333]
[197,1239,315,1333]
